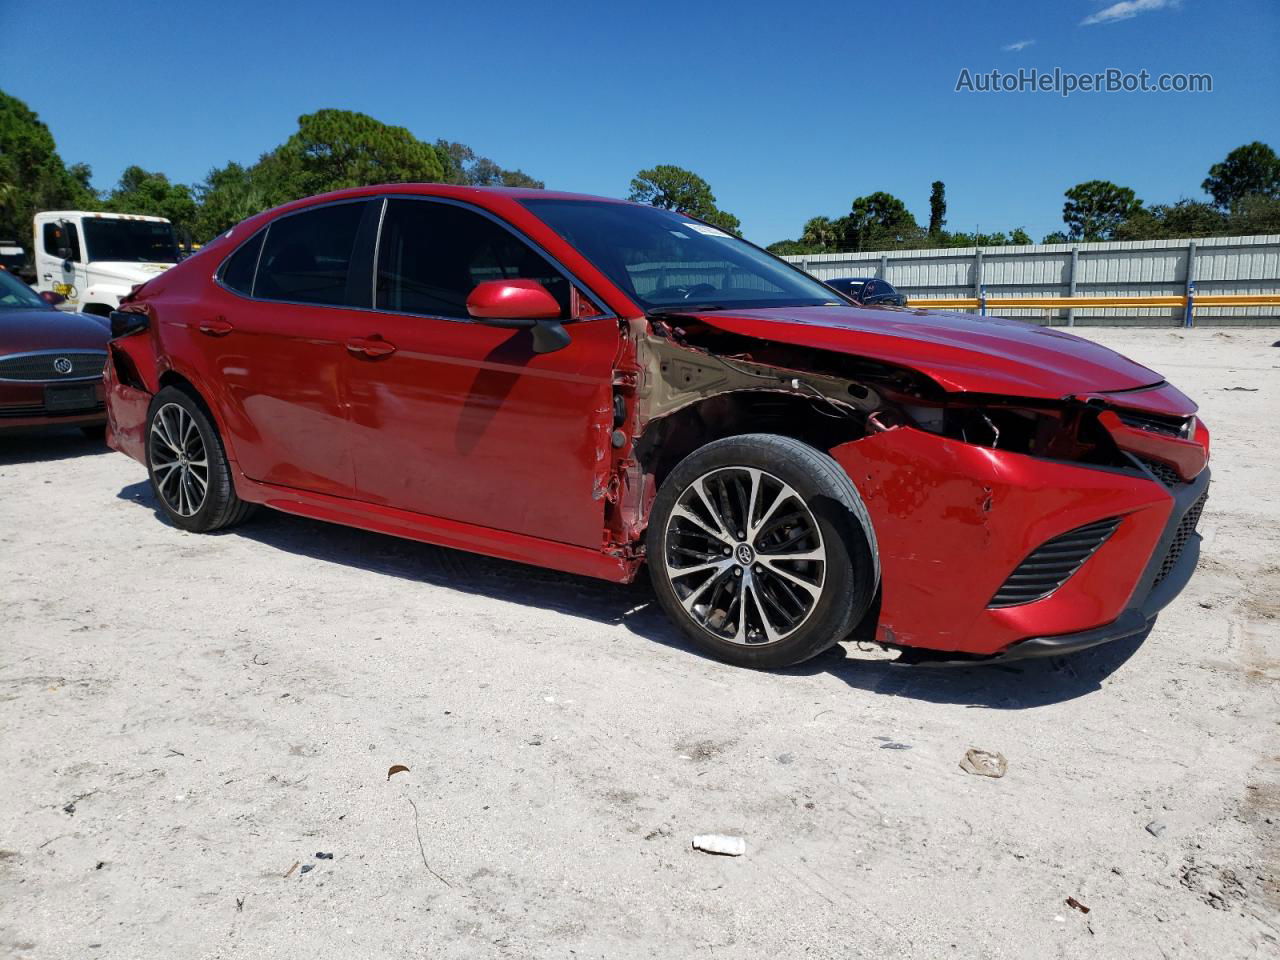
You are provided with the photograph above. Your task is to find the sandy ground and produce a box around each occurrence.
[0,328,1277,959]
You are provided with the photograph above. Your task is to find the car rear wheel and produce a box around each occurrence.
[647,434,879,669]
[145,387,254,532]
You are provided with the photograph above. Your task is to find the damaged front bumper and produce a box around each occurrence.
[918,464,1208,664]
[828,425,1208,661]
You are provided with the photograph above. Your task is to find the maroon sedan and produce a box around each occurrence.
[0,269,108,433]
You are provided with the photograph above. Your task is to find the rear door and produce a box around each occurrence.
[343,197,620,548]
[193,199,378,497]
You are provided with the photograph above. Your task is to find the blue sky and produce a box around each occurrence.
[2,0,1277,243]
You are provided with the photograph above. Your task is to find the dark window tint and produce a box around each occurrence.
[255,201,370,306]
[43,222,81,261]
[376,199,569,318]
[219,230,265,295]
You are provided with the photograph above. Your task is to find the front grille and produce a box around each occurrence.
[0,351,106,381]
[1139,457,1184,488]
[990,517,1123,608]
[1153,491,1208,588]
[0,400,105,419]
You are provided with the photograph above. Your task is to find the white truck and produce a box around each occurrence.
[33,211,181,315]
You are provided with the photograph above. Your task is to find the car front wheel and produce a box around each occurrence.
[145,386,254,532]
[647,434,879,669]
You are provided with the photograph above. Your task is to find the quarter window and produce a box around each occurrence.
[375,199,570,319]
[218,229,265,296]
[254,201,372,307]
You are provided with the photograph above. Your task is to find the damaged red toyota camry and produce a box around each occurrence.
[103,185,1210,668]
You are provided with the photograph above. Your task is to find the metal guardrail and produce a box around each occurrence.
[907,287,1280,328]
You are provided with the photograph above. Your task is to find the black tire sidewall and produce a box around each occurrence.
[647,434,877,669]
[145,387,234,532]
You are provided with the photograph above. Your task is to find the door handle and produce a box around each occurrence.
[198,318,234,336]
[346,336,397,358]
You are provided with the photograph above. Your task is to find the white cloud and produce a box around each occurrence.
[1082,0,1177,26]
[1002,39,1036,51]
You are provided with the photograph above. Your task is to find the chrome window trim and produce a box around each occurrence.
[0,348,107,383]
[370,197,388,309]
[211,193,618,326]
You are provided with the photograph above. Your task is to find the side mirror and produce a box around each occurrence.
[466,279,571,354]
[39,290,66,306]
[110,310,150,339]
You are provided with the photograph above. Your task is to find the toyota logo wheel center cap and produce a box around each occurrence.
[735,543,755,565]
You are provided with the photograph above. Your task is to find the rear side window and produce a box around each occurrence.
[375,199,570,319]
[254,201,371,307]
[218,230,265,295]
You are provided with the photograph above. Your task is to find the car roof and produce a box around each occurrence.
[293,183,636,206]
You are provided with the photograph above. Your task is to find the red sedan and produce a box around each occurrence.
[0,269,108,433]
[104,185,1209,668]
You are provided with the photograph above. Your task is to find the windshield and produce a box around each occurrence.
[0,269,48,309]
[520,199,841,312]
[82,218,179,263]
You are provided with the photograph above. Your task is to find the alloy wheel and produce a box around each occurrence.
[149,402,210,517]
[663,466,826,645]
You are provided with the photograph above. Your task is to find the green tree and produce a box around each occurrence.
[0,90,95,242]
[271,109,449,199]
[193,162,270,240]
[844,192,922,250]
[1009,227,1032,245]
[927,181,946,239]
[1112,199,1229,240]
[627,164,741,235]
[436,140,544,188]
[1227,193,1280,234]
[1202,141,1280,210]
[1062,180,1143,241]
[800,216,840,250]
[1042,231,1070,244]
[102,165,198,237]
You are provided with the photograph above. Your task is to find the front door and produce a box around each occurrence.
[343,197,619,549]
[37,219,85,309]
[190,199,378,498]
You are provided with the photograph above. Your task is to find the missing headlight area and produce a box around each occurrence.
[628,318,1130,483]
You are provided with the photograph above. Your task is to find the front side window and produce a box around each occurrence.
[376,199,570,319]
[43,222,82,261]
[254,201,371,307]
[81,218,177,263]
[521,199,842,312]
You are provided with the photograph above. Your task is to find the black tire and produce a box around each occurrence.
[145,386,255,532]
[647,434,879,669]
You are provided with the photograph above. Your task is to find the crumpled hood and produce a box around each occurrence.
[87,261,174,286]
[688,305,1167,399]
[0,308,110,353]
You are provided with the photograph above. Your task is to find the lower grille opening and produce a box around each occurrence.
[1153,491,1208,588]
[1138,457,1184,488]
[990,517,1123,608]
